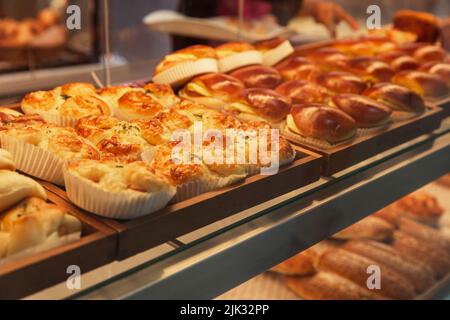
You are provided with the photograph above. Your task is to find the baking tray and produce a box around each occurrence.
[0,183,117,299]
[283,106,444,176]
[47,146,322,260]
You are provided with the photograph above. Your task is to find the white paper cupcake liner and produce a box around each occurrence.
[262,40,294,67]
[152,58,219,86]
[0,134,65,185]
[35,110,78,127]
[218,50,263,72]
[172,174,244,203]
[63,167,176,220]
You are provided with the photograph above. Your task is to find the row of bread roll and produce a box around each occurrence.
[0,148,82,260]
[152,38,294,86]
[272,191,450,299]
[20,82,182,127]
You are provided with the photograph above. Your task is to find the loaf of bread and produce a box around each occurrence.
[332,216,394,241]
[392,230,450,277]
[317,248,416,299]
[271,251,315,276]
[342,240,435,293]
[393,10,441,43]
[398,217,450,252]
[287,272,387,300]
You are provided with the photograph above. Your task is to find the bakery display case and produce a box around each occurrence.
[0,0,449,301]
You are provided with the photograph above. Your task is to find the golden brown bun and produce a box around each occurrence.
[271,251,315,276]
[290,104,357,143]
[307,47,349,70]
[287,272,387,300]
[392,230,450,277]
[333,37,397,56]
[413,45,446,63]
[274,56,313,80]
[420,62,450,85]
[363,82,426,114]
[442,19,450,51]
[315,71,367,95]
[215,41,256,56]
[253,37,286,51]
[275,80,329,105]
[239,88,291,123]
[332,216,394,241]
[378,51,420,71]
[347,56,395,83]
[0,197,81,257]
[342,240,435,293]
[398,217,450,252]
[317,248,416,299]
[229,65,282,89]
[392,71,450,99]
[179,73,245,108]
[331,94,392,128]
[393,10,441,43]
[153,45,217,76]
[0,107,22,117]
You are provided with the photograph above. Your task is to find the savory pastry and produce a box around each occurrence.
[0,170,47,212]
[253,37,294,66]
[363,82,426,118]
[346,56,395,83]
[215,41,263,72]
[179,73,245,109]
[398,217,450,252]
[315,71,367,95]
[152,45,218,85]
[149,141,246,201]
[229,65,282,89]
[385,54,420,72]
[21,82,111,126]
[99,83,179,121]
[317,248,416,299]
[342,240,435,293]
[0,148,15,171]
[1,118,100,184]
[306,47,349,71]
[285,104,357,145]
[332,216,394,241]
[331,94,392,128]
[412,45,446,63]
[271,251,315,276]
[393,10,441,43]
[274,56,318,81]
[275,80,330,105]
[226,88,291,126]
[392,230,450,277]
[64,160,176,219]
[420,62,450,85]
[366,28,417,44]
[0,197,81,258]
[392,71,450,99]
[287,272,386,300]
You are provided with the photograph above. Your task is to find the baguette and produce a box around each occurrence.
[287,272,387,300]
[317,248,416,299]
[271,252,315,276]
[398,217,450,252]
[332,216,394,241]
[342,240,435,293]
[392,231,450,278]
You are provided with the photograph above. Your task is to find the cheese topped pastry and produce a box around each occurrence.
[21,82,111,126]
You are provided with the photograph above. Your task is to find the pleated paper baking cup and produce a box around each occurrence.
[35,111,78,127]
[0,134,65,185]
[218,50,263,73]
[63,167,176,219]
[172,174,244,203]
[356,121,392,137]
[262,40,294,67]
[152,58,219,86]
[280,123,352,150]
